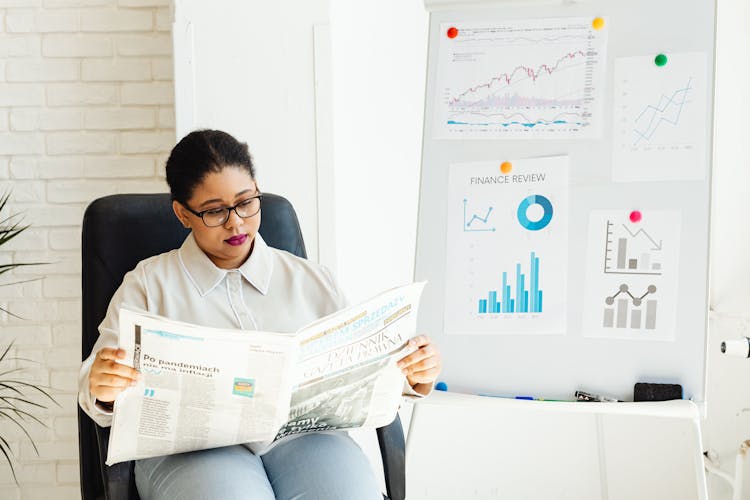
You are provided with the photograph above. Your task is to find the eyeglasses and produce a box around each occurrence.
[183,193,263,227]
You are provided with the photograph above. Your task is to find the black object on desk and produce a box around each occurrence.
[634,383,683,402]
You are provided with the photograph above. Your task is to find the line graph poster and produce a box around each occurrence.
[612,53,708,182]
[583,210,681,341]
[444,156,568,335]
[434,18,607,139]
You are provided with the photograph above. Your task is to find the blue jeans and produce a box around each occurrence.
[135,432,382,500]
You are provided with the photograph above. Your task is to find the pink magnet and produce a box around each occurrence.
[629,210,642,223]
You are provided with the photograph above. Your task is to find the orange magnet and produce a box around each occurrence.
[500,161,513,174]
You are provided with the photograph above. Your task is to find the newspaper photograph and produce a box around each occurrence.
[105,282,425,465]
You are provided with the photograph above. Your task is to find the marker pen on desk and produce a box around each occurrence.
[477,393,534,399]
[575,390,621,402]
[478,394,571,402]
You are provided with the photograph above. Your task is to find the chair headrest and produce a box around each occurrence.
[81,192,306,357]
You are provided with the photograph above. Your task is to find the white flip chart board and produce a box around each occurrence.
[414,0,716,402]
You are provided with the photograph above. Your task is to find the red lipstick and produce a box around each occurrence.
[225,234,248,246]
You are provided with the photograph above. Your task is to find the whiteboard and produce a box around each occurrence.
[414,0,716,403]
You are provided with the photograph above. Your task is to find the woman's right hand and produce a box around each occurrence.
[89,347,141,403]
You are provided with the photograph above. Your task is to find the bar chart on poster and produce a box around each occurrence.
[414,0,716,403]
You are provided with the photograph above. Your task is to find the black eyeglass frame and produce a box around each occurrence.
[182,192,263,227]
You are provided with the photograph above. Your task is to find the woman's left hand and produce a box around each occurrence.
[397,334,441,396]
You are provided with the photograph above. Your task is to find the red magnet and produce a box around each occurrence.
[629,210,642,223]
[447,27,458,39]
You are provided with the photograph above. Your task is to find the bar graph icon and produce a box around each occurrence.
[603,284,657,330]
[604,220,663,275]
[478,252,543,314]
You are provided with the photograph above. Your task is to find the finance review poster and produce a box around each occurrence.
[444,156,569,335]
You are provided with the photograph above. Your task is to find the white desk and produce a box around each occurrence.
[406,391,707,500]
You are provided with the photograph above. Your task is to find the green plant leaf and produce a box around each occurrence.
[0,307,26,320]
[0,191,10,210]
[1,357,39,365]
[0,193,58,482]
[0,396,47,409]
[0,434,17,484]
[0,263,47,275]
[0,277,44,288]
[0,223,29,247]
[0,305,25,320]
[0,380,58,406]
[0,409,42,467]
[0,383,24,396]
[0,342,13,362]
[0,407,47,429]
[0,368,26,379]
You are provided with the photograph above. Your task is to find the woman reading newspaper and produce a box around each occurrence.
[78,129,441,500]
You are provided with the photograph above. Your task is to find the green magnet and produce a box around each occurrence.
[654,53,668,67]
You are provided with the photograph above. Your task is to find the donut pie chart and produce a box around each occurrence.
[517,195,553,231]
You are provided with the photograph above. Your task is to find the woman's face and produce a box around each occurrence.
[172,166,261,269]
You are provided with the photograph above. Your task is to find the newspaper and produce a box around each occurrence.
[105,282,425,465]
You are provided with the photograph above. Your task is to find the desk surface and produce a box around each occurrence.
[406,391,707,500]
[411,390,701,417]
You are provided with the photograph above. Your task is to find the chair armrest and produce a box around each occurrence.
[376,414,405,500]
[94,425,139,500]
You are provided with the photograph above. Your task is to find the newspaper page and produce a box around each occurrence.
[274,282,426,441]
[105,282,426,464]
[106,311,298,465]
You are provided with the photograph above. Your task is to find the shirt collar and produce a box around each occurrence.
[178,232,273,296]
[238,233,273,295]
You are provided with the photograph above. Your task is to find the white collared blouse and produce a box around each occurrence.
[78,232,350,432]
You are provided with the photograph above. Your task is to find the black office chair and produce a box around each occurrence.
[79,193,406,500]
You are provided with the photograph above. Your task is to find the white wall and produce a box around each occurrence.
[0,1,174,498]
[329,0,428,303]
[171,0,428,301]
[173,0,329,263]
[702,0,750,498]
[710,0,750,314]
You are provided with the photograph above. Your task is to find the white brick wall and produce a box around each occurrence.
[42,34,112,57]
[0,1,174,498]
